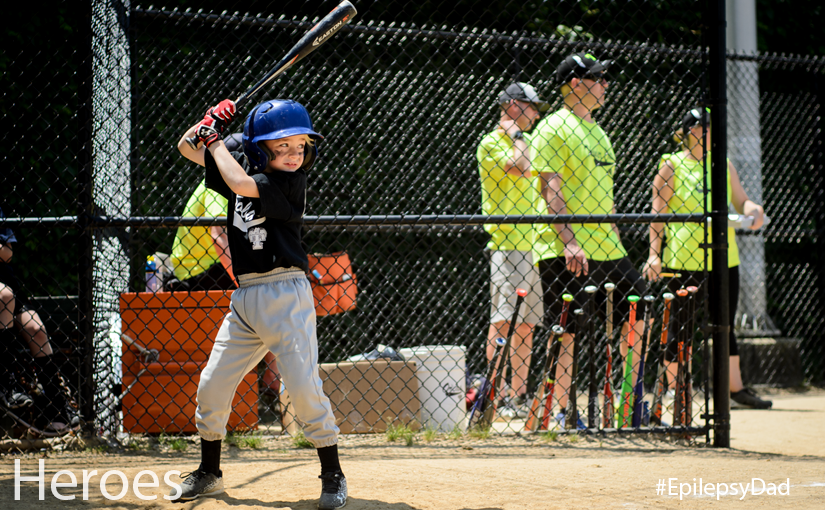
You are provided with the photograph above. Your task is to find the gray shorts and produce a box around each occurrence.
[489,250,543,325]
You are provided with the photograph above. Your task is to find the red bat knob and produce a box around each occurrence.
[516,288,528,297]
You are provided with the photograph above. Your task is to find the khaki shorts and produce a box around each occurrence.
[489,250,543,325]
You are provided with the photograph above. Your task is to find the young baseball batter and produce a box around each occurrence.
[176,99,346,509]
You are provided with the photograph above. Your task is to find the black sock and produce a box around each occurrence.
[200,438,222,476]
[317,444,342,475]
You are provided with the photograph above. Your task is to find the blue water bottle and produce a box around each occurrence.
[145,255,159,292]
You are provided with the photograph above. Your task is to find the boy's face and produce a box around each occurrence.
[262,135,310,172]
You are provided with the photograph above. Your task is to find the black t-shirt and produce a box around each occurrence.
[204,150,309,276]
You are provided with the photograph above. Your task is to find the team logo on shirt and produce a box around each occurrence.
[248,227,267,250]
[233,196,265,233]
[588,147,614,168]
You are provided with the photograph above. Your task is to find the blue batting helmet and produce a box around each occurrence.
[242,100,323,172]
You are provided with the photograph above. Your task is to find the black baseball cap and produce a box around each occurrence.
[682,107,710,134]
[556,52,613,85]
[499,82,550,112]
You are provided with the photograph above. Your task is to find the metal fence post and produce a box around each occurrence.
[708,0,731,448]
[77,0,96,433]
[815,72,825,382]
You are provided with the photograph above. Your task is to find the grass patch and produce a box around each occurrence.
[422,425,439,442]
[541,430,558,442]
[467,426,491,440]
[292,430,314,449]
[238,435,263,449]
[447,423,464,440]
[568,433,579,444]
[125,439,147,451]
[225,431,261,449]
[169,438,188,452]
[158,433,188,452]
[385,423,416,446]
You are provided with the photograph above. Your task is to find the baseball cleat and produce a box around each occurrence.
[318,471,347,509]
[171,469,224,501]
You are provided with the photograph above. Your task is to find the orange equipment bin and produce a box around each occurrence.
[120,290,258,434]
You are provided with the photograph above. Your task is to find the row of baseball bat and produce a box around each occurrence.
[469,284,701,431]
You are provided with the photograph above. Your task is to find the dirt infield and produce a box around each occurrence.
[1,387,824,509]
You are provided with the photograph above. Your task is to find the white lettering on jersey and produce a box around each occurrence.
[248,227,267,250]
[233,196,265,233]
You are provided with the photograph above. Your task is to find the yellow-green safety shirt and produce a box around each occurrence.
[661,151,740,270]
[171,179,229,280]
[530,108,625,262]
[477,129,542,251]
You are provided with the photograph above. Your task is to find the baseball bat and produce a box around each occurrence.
[585,285,598,429]
[531,293,574,431]
[650,292,674,426]
[618,295,640,428]
[659,272,682,278]
[564,308,585,430]
[684,285,699,427]
[525,324,563,431]
[468,336,506,429]
[186,0,358,149]
[631,295,655,428]
[673,288,689,426]
[120,332,160,364]
[602,282,616,429]
[479,288,527,428]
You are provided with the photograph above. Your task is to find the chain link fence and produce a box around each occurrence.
[1,0,822,447]
[728,53,825,387]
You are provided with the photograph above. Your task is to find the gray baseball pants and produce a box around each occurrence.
[195,268,338,447]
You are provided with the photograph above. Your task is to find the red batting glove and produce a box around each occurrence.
[195,115,222,148]
[210,99,236,124]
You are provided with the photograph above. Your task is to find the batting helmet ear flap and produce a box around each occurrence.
[302,141,319,170]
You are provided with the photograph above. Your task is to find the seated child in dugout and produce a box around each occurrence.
[175,98,347,509]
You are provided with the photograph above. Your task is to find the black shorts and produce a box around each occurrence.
[538,256,648,332]
[663,266,739,361]
[0,262,29,315]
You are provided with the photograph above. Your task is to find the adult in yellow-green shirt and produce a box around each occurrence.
[531,53,648,429]
[477,82,548,416]
[645,107,771,410]
[167,134,241,293]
